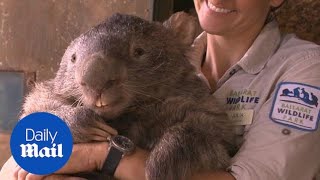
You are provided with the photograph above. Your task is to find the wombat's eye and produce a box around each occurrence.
[133,48,145,57]
[71,54,76,63]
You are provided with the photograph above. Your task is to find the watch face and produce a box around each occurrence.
[111,135,135,153]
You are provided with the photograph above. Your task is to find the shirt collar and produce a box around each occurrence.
[237,21,281,74]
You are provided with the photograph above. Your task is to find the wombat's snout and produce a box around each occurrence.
[79,53,126,88]
[76,52,127,108]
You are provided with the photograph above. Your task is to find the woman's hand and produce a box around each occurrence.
[59,142,148,180]
[57,142,109,174]
[114,147,148,180]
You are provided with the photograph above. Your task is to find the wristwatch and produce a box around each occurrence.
[101,135,135,176]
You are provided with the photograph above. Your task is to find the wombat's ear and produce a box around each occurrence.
[163,11,200,46]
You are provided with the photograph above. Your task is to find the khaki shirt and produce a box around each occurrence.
[198,21,320,180]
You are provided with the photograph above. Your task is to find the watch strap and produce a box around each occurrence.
[101,146,124,176]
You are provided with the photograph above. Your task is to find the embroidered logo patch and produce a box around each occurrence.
[270,82,320,131]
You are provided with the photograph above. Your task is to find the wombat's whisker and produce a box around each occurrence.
[126,81,197,96]
[155,49,163,61]
[149,62,165,72]
[127,66,165,75]
[122,90,148,111]
[71,97,82,107]
[67,29,76,43]
[76,96,84,107]
[64,92,82,101]
[122,79,170,88]
[128,63,165,75]
[123,87,164,103]
[122,83,160,88]
[70,100,77,107]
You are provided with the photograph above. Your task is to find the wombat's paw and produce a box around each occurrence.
[146,128,193,180]
[69,108,117,143]
[146,123,231,180]
[72,121,117,143]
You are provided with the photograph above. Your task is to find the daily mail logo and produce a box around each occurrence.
[20,128,63,158]
[10,112,73,175]
[270,82,320,131]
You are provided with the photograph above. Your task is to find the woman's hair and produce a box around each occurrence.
[265,0,288,24]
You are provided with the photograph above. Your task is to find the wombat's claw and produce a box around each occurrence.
[87,127,112,141]
[94,121,118,136]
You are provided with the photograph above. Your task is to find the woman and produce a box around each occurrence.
[1,0,320,179]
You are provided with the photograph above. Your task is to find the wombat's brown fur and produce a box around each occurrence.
[22,13,235,180]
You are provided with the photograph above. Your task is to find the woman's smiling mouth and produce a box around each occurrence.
[206,1,236,14]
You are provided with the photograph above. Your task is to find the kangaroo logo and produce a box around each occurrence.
[280,87,318,107]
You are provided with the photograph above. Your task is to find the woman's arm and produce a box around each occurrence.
[191,171,236,180]
[55,142,235,180]
[0,142,148,180]
[56,142,148,180]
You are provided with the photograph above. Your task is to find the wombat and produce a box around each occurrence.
[21,13,235,180]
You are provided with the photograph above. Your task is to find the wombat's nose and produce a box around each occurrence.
[80,79,118,89]
[78,52,126,92]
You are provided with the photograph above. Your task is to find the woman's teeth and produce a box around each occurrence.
[208,2,233,13]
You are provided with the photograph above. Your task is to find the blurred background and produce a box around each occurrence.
[0,0,319,168]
